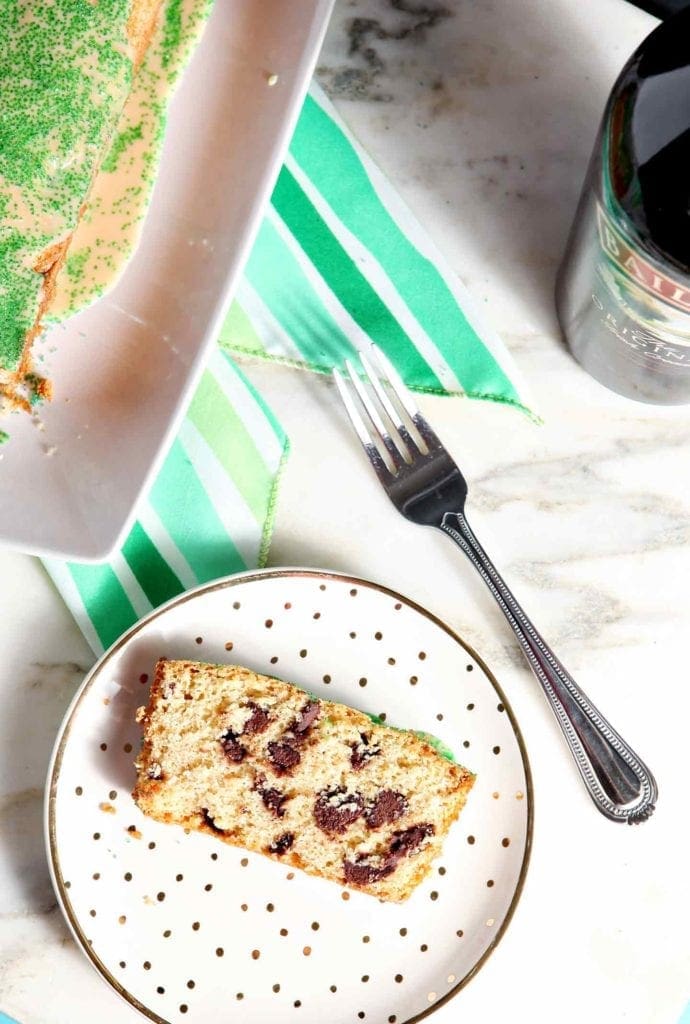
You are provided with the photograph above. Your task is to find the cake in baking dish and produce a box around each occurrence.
[133,659,476,902]
[0,0,164,407]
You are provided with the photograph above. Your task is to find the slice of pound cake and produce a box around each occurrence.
[133,659,475,901]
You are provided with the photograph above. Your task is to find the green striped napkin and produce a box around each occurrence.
[43,350,287,655]
[42,84,528,659]
[220,87,529,412]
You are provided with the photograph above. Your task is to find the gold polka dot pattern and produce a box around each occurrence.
[48,571,531,1024]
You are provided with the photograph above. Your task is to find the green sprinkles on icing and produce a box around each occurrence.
[0,0,215,372]
[162,0,185,68]
[48,0,214,320]
[0,430,9,445]
[0,0,133,371]
[66,248,91,282]
[101,122,144,173]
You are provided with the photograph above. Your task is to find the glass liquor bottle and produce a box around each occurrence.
[556,7,690,404]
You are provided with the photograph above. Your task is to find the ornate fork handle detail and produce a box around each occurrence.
[441,511,657,824]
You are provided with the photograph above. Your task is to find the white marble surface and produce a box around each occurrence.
[2,0,690,1022]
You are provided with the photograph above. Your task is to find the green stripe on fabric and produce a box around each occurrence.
[218,349,286,444]
[243,217,354,369]
[218,301,265,354]
[289,94,520,404]
[187,371,273,524]
[270,166,443,391]
[148,438,247,582]
[121,521,184,608]
[68,563,138,649]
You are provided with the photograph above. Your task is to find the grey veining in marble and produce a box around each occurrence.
[318,0,454,104]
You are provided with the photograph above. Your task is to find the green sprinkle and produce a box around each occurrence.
[101,122,144,173]
[66,248,91,281]
[0,430,9,445]
[161,0,184,68]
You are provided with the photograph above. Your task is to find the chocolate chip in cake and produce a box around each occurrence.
[243,702,270,735]
[343,856,394,886]
[201,809,227,835]
[292,700,321,739]
[267,741,301,774]
[365,790,408,829]
[350,732,381,771]
[268,832,294,855]
[256,781,288,818]
[266,701,321,774]
[220,730,246,763]
[314,788,364,834]
[389,823,435,860]
[344,823,436,887]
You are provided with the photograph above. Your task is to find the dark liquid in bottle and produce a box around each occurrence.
[557,8,690,404]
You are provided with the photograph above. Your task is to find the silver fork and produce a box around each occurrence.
[334,345,657,824]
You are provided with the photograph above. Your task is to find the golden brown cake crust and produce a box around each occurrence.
[133,659,476,902]
[128,0,166,68]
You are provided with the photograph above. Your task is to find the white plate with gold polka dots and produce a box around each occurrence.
[46,568,533,1024]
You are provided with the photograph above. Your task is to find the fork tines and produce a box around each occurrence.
[333,346,438,478]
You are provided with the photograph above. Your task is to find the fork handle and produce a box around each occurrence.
[440,511,657,823]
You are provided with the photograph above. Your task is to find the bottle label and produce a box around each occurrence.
[597,203,690,313]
